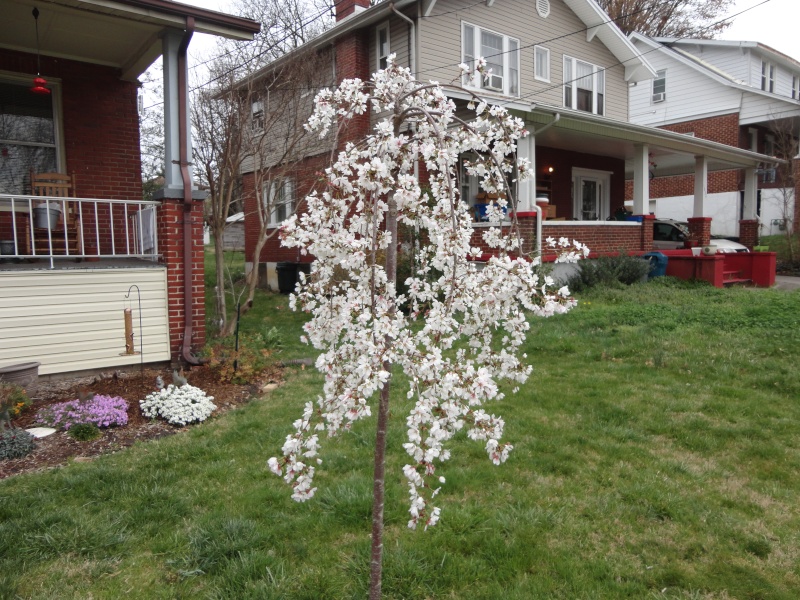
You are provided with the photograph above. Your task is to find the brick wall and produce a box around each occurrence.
[158,198,205,361]
[0,48,143,201]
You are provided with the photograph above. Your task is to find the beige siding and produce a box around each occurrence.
[418,0,628,120]
[369,13,411,74]
[0,268,170,375]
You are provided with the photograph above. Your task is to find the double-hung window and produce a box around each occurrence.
[792,76,800,100]
[534,46,550,82]
[761,61,775,92]
[0,77,61,194]
[462,23,520,97]
[377,23,390,70]
[652,69,666,103]
[563,56,604,115]
[264,179,295,226]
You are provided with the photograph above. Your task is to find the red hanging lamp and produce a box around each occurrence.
[30,7,51,95]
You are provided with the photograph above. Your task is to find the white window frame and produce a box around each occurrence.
[461,22,520,97]
[652,69,666,103]
[264,179,295,227]
[251,93,266,131]
[0,71,66,194]
[572,167,610,221]
[761,61,775,93]
[792,76,800,100]
[563,56,605,115]
[376,23,390,71]
[534,46,550,82]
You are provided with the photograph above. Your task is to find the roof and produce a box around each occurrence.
[246,0,655,85]
[0,0,260,80]
[653,37,800,73]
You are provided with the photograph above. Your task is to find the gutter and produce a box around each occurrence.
[177,16,204,366]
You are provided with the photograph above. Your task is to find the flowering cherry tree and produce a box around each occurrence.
[268,57,588,598]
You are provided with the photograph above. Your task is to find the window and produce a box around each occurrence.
[462,22,521,97]
[761,61,775,92]
[564,56,605,115]
[0,77,61,194]
[572,168,610,221]
[377,23,390,70]
[264,179,295,225]
[792,76,800,100]
[765,134,775,157]
[534,46,550,82]
[251,94,266,131]
[652,69,666,103]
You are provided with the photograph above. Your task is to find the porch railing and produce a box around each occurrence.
[0,193,160,269]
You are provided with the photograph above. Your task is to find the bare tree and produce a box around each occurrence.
[596,0,734,38]
[767,118,799,262]
[139,61,165,201]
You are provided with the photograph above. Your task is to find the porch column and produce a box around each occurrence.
[632,144,649,215]
[739,167,759,249]
[162,29,193,192]
[516,132,535,212]
[693,155,707,217]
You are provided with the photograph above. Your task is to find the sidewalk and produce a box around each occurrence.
[773,275,800,291]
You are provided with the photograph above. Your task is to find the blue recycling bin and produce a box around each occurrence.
[643,252,668,279]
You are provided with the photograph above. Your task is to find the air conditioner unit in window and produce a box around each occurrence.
[485,74,504,92]
[652,92,665,103]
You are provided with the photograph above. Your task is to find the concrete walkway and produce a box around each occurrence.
[773,276,800,291]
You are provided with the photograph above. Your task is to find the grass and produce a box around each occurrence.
[760,234,799,263]
[2,275,800,598]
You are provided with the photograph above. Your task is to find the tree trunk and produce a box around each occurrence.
[213,227,227,333]
[369,195,398,600]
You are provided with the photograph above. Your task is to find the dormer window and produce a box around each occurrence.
[652,69,666,103]
[462,22,520,97]
[761,61,775,93]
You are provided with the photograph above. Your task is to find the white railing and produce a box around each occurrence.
[0,193,160,269]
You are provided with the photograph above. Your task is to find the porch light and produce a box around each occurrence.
[30,8,51,96]
[547,166,554,173]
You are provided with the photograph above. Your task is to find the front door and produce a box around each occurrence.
[572,169,610,221]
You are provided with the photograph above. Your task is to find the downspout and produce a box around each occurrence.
[177,16,203,366]
[390,3,415,76]
[529,112,559,258]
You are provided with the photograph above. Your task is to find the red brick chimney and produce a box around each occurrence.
[336,0,370,22]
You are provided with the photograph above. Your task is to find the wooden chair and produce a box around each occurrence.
[29,171,81,256]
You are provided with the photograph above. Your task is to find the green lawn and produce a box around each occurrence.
[2,276,800,599]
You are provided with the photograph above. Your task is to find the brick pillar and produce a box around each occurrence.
[739,219,759,250]
[157,197,206,364]
[335,31,371,146]
[518,214,537,256]
[687,217,712,247]
[639,214,654,252]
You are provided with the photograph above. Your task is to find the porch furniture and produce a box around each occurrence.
[29,171,81,257]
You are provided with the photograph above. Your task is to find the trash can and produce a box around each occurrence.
[33,206,61,229]
[643,252,668,279]
[276,262,298,294]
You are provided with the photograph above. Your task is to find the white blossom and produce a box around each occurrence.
[140,384,216,426]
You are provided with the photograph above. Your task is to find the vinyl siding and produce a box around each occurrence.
[418,0,628,120]
[369,14,411,74]
[681,45,751,83]
[629,40,742,127]
[0,268,170,375]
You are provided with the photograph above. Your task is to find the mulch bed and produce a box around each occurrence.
[1,363,282,480]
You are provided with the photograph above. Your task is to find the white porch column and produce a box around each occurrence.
[742,167,758,220]
[693,155,707,218]
[162,29,192,191]
[632,143,649,214]
[516,132,536,211]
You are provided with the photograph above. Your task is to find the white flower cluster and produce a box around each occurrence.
[271,56,587,529]
[140,384,216,426]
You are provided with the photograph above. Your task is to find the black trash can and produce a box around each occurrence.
[642,252,668,279]
[276,262,298,294]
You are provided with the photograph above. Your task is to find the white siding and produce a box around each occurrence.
[683,45,751,83]
[418,0,629,120]
[740,92,800,124]
[0,268,170,375]
[629,40,742,126]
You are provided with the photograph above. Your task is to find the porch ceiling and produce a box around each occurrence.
[521,106,781,179]
[1,0,259,81]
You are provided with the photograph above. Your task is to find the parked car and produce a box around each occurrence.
[652,219,749,253]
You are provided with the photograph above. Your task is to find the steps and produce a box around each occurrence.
[723,269,751,286]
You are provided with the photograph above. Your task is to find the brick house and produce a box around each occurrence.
[628,34,800,243]
[241,0,775,288]
[0,0,258,376]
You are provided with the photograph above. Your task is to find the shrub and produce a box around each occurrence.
[35,395,129,431]
[205,328,279,384]
[68,423,102,442]
[567,253,651,292]
[0,429,36,460]
[140,384,216,426]
[0,383,31,419]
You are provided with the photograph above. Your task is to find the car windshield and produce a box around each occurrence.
[675,222,690,237]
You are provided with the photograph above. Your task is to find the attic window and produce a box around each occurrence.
[536,0,550,18]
